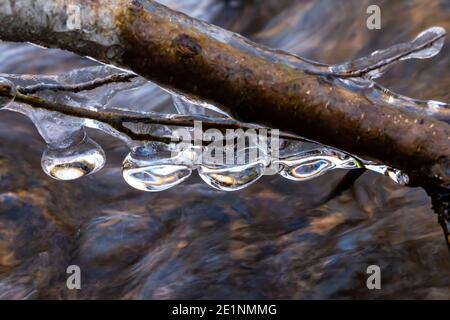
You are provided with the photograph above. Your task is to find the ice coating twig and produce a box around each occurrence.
[327,27,446,79]
[331,75,450,124]
[18,73,137,95]
[368,82,450,123]
[0,75,309,144]
[172,95,228,117]
[0,0,449,188]
[0,68,413,189]
[321,27,450,123]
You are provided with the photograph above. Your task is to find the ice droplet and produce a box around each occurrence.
[276,149,361,181]
[280,158,334,181]
[41,134,106,180]
[198,147,267,191]
[0,77,16,109]
[122,145,192,192]
[198,162,266,191]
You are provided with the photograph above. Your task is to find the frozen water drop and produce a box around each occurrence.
[279,158,333,181]
[198,161,266,191]
[123,160,192,192]
[276,149,361,181]
[198,145,267,191]
[41,135,106,181]
[122,147,192,192]
[0,77,16,109]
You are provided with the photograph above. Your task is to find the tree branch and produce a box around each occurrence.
[0,0,450,187]
[0,78,306,145]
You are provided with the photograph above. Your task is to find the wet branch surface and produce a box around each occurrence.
[0,0,449,189]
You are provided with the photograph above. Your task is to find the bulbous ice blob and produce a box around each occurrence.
[276,149,361,181]
[122,147,192,192]
[198,146,268,191]
[41,135,106,180]
[198,161,266,191]
[404,26,446,60]
[280,158,333,181]
[0,77,17,109]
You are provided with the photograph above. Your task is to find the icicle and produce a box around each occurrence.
[329,27,446,79]
[4,106,107,180]
[41,132,106,180]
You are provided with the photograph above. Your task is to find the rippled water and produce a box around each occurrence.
[0,0,449,299]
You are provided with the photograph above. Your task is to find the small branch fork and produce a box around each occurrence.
[0,73,307,145]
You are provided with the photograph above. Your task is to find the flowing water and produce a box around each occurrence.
[0,0,449,299]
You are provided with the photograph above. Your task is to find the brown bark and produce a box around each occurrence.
[0,0,449,187]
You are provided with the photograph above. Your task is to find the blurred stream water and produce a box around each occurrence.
[0,0,449,299]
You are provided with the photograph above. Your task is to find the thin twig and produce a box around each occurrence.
[17,73,137,95]
[7,88,308,145]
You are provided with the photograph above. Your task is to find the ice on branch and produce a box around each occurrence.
[0,64,407,191]
[2,25,450,191]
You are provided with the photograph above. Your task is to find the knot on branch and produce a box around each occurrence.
[173,34,202,59]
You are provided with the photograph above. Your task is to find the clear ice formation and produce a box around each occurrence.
[27,108,106,181]
[119,138,405,192]
[0,64,413,191]
[326,27,450,122]
[329,27,446,79]
[41,132,106,181]
[275,149,361,181]
[3,26,449,191]
[198,146,268,191]
[198,161,266,191]
[122,144,192,192]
